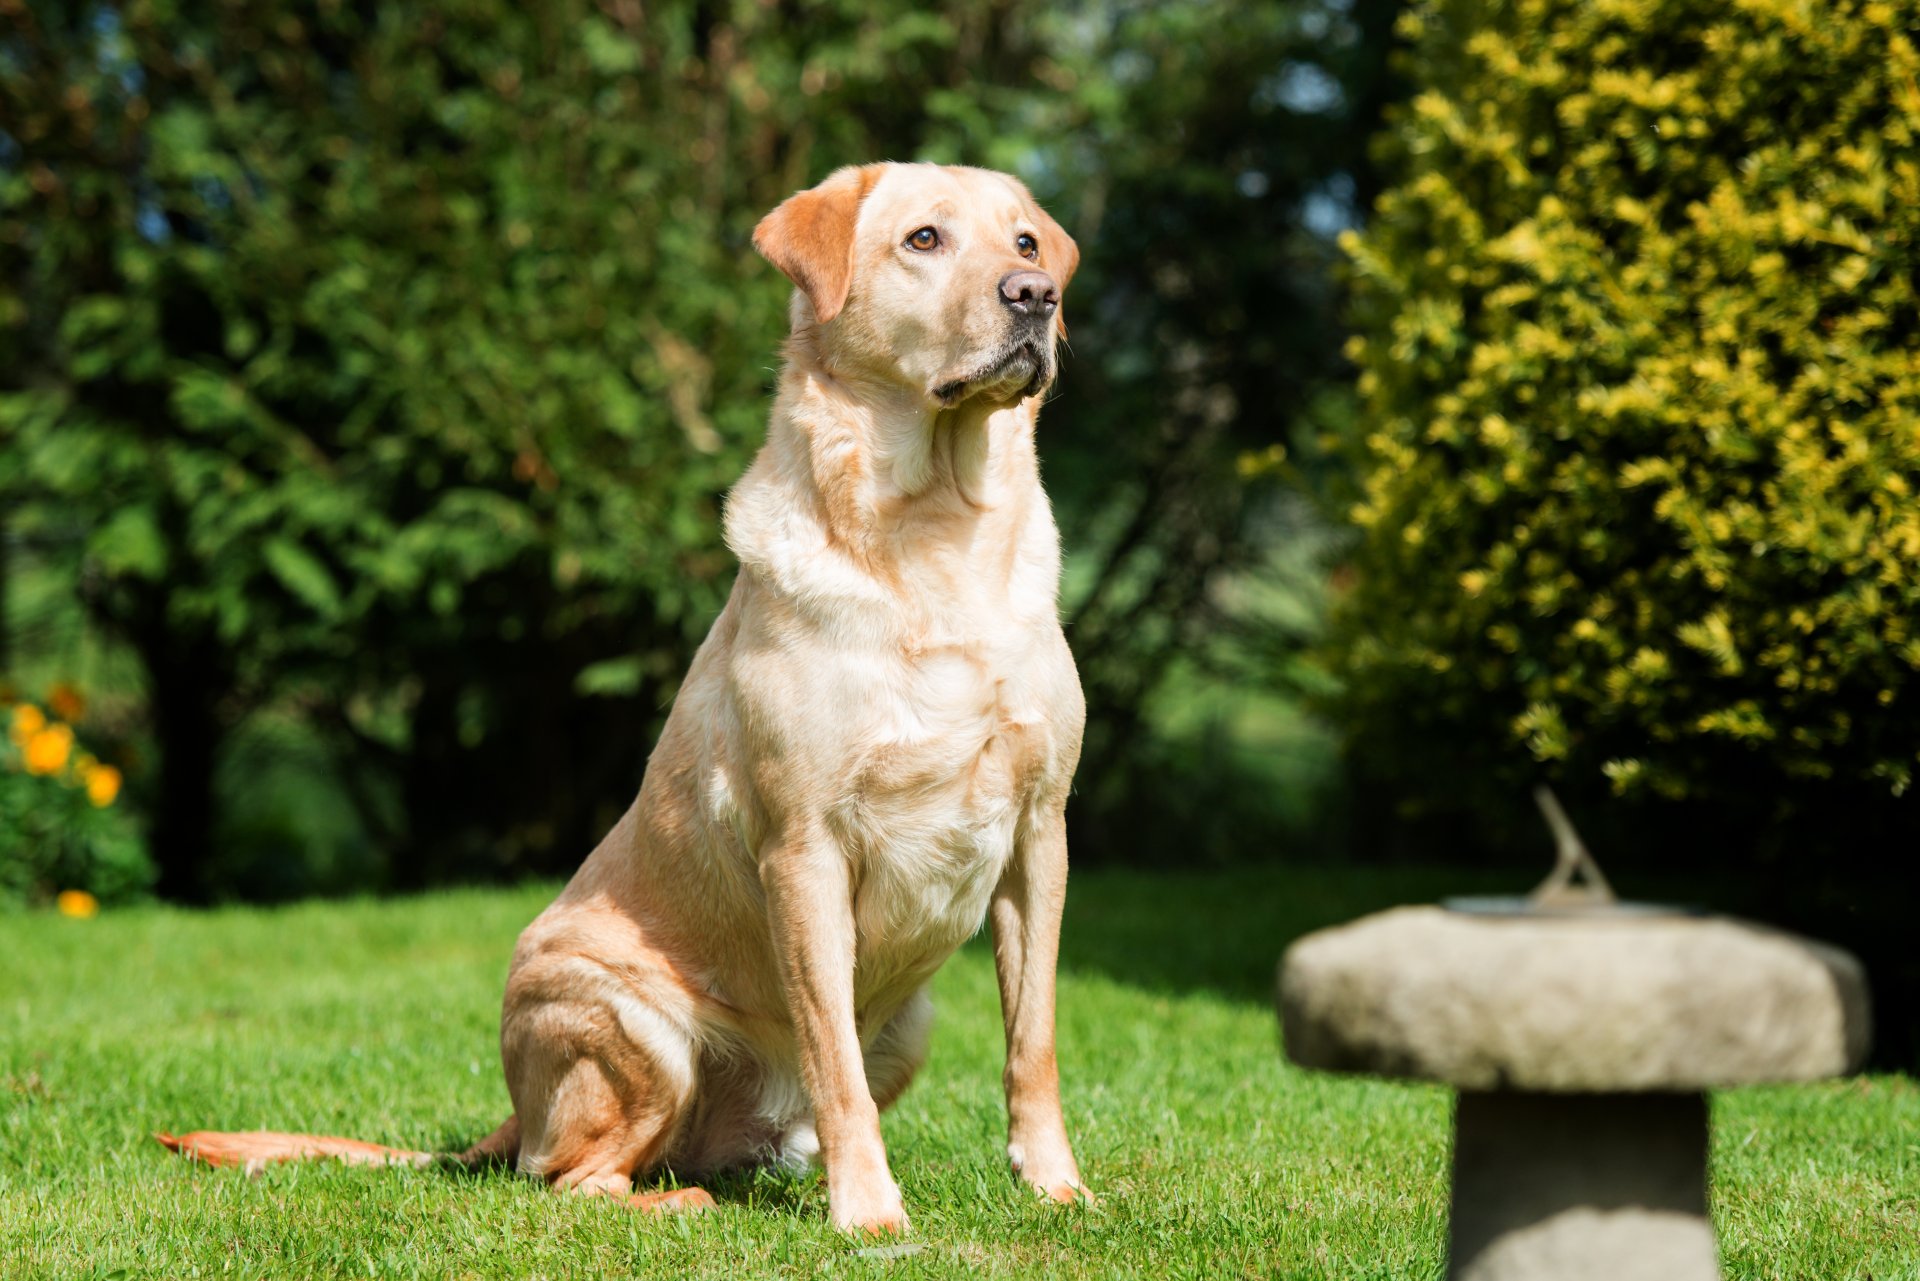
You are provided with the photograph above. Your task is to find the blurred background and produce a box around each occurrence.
[3,0,1915,1057]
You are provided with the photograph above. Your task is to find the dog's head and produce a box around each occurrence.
[754,163,1079,409]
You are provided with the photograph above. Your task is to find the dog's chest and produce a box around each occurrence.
[828,634,1061,974]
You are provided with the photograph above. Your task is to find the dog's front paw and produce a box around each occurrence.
[1020,1168,1096,1207]
[1032,1175,1096,1206]
[1008,1141,1094,1207]
[829,1173,910,1236]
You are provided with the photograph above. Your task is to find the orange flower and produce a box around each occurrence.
[24,724,74,776]
[9,702,45,745]
[56,889,99,919]
[46,682,86,723]
[84,762,122,808]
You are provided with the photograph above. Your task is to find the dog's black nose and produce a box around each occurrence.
[998,270,1059,318]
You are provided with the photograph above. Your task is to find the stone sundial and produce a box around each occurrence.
[1276,790,1871,1281]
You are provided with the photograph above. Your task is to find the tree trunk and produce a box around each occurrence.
[397,673,462,892]
[139,620,227,904]
[118,580,228,902]
[0,508,10,674]
[398,658,658,891]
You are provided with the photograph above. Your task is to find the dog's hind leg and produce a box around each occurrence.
[455,1114,521,1168]
[865,988,934,1113]
[502,961,714,1214]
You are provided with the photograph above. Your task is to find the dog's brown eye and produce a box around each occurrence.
[1016,233,1038,259]
[906,227,940,251]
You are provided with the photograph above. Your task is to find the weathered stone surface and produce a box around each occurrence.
[1278,906,1869,1090]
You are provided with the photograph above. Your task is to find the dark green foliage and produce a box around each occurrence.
[3,0,1036,895]
[2,1,1388,894]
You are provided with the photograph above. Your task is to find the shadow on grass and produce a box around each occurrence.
[1053,862,1512,1006]
[1052,860,1920,1071]
[424,1134,820,1214]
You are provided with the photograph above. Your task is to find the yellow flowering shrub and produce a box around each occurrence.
[55,888,99,919]
[23,721,74,776]
[1,694,151,905]
[1331,0,1920,820]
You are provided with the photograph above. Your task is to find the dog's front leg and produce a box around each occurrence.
[990,808,1092,1204]
[760,833,908,1234]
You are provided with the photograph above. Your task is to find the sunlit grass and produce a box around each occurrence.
[3,867,1914,1278]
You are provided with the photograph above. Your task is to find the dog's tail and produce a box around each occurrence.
[155,1115,519,1174]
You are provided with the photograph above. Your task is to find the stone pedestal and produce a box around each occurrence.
[1277,906,1870,1281]
[1450,1092,1713,1281]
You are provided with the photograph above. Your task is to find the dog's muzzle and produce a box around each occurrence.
[934,336,1051,406]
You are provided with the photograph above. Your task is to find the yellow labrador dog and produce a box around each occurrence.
[160,163,1090,1234]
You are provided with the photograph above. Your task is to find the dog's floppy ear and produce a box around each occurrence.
[753,164,887,326]
[1025,196,1080,339]
[1030,206,1079,297]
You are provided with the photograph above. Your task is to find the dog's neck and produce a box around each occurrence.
[722,330,1062,634]
[759,331,1042,548]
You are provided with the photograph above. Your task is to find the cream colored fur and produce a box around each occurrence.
[499,163,1089,1232]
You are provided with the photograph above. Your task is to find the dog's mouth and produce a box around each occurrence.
[933,339,1049,407]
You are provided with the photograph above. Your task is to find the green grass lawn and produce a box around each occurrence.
[3,866,1916,1279]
